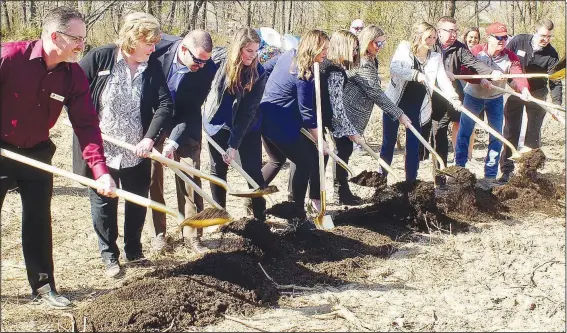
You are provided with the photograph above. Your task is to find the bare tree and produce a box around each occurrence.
[145,0,152,15]
[201,0,207,29]
[29,0,37,27]
[447,0,456,17]
[22,0,27,25]
[2,0,11,32]
[246,0,252,27]
[271,0,277,28]
[287,1,293,32]
[281,0,285,33]
[190,0,205,31]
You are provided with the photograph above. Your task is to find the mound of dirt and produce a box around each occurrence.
[493,149,564,216]
[350,170,388,189]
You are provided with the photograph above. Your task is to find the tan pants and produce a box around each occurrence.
[149,138,203,238]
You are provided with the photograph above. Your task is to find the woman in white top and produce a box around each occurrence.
[381,22,461,181]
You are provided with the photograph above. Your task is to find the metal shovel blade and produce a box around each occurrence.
[229,185,279,198]
[314,191,334,230]
[178,208,232,229]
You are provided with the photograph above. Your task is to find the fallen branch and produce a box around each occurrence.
[222,314,269,332]
[257,263,317,291]
[530,260,563,287]
[332,304,373,332]
[161,319,175,332]
[61,312,77,332]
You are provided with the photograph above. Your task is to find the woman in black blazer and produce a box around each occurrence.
[72,12,172,278]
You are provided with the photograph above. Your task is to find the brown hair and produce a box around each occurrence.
[225,28,261,95]
[41,6,84,39]
[293,29,329,80]
[535,19,554,31]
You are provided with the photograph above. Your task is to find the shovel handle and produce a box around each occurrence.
[300,128,354,176]
[405,123,446,170]
[489,85,566,113]
[453,73,549,79]
[204,134,260,189]
[0,148,183,220]
[171,168,223,210]
[431,86,522,159]
[357,141,402,181]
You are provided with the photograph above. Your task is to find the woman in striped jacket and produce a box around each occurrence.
[341,25,411,199]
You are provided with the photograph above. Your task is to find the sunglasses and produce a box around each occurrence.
[374,40,386,48]
[351,26,363,31]
[57,31,87,44]
[491,35,509,41]
[184,46,208,65]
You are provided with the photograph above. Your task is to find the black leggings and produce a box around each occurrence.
[208,129,266,218]
[332,136,353,187]
[262,134,321,203]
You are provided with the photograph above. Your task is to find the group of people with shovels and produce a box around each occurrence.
[0,6,564,308]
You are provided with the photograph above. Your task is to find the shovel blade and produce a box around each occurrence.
[180,217,232,229]
[315,215,334,230]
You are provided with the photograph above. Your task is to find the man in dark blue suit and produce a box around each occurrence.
[149,30,217,253]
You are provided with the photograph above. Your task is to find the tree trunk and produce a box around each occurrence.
[2,0,11,32]
[475,0,479,28]
[201,0,207,29]
[281,0,285,33]
[246,0,252,27]
[165,0,176,33]
[190,0,204,31]
[22,0,27,25]
[211,1,218,33]
[29,0,36,27]
[145,0,152,15]
[447,0,456,18]
[287,1,293,32]
[271,0,277,28]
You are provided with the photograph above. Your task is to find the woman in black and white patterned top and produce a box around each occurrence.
[318,30,363,205]
[76,12,173,278]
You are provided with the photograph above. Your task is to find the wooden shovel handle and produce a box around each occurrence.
[405,123,446,170]
[0,148,183,220]
[488,85,566,113]
[453,73,549,79]
[357,141,403,181]
[300,128,354,176]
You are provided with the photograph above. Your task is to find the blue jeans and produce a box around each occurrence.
[380,110,421,181]
[456,94,504,178]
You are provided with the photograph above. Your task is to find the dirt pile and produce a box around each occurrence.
[335,180,468,237]
[436,166,507,219]
[350,170,388,189]
[493,149,564,215]
[77,218,395,331]
[265,201,307,220]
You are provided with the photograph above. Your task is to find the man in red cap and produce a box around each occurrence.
[455,22,531,183]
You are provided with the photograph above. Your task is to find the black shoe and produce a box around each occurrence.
[338,192,363,205]
[435,174,448,190]
[125,253,148,264]
[498,172,511,184]
[33,285,71,308]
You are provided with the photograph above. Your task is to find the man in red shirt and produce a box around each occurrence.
[0,7,116,308]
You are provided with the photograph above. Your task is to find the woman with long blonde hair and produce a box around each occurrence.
[260,29,329,216]
[203,27,268,219]
[381,22,461,181]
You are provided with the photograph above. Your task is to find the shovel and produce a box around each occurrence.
[430,85,526,159]
[300,128,354,176]
[204,134,278,204]
[488,85,567,118]
[313,61,334,230]
[0,148,229,228]
[62,122,232,227]
[453,70,566,81]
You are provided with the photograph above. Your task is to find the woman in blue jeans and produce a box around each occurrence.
[455,22,530,179]
[381,22,460,181]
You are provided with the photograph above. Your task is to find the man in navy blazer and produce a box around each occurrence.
[149,30,217,253]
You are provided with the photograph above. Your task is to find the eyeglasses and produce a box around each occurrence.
[440,28,459,36]
[185,46,208,65]
[538,33,554,40]
[491,35,509,41]
[374,40,386,48]
[351,26,363,31]
[57,31,86,44]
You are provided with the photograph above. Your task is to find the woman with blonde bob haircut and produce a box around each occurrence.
[74,11,173,277]
[203,28,268,220]
[260,29,330,216]
[380,21,461,181]
[338,26,412,204]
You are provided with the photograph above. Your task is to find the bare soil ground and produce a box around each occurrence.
[1,102,565,332]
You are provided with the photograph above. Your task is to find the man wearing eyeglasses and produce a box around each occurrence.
[498,19,563,184]
[0,7,116,308]
[350,19,364,36]
[425,16,504,188]
[149,31,217,254]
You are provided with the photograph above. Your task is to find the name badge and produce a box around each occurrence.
[98,70,111,76]
[50,93,65,102]
[517,50,526,57]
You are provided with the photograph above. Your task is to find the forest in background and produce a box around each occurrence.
[1,1,565,67]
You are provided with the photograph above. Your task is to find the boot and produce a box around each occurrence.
[335,182,363,205]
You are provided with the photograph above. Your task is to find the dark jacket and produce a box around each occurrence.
[505,34,562,104]
[72,44,173,177]
[151,34,217,144]
[319,58,347,131]
[203,47,267,149]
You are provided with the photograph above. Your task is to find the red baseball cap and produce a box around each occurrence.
[486,22,508,36]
